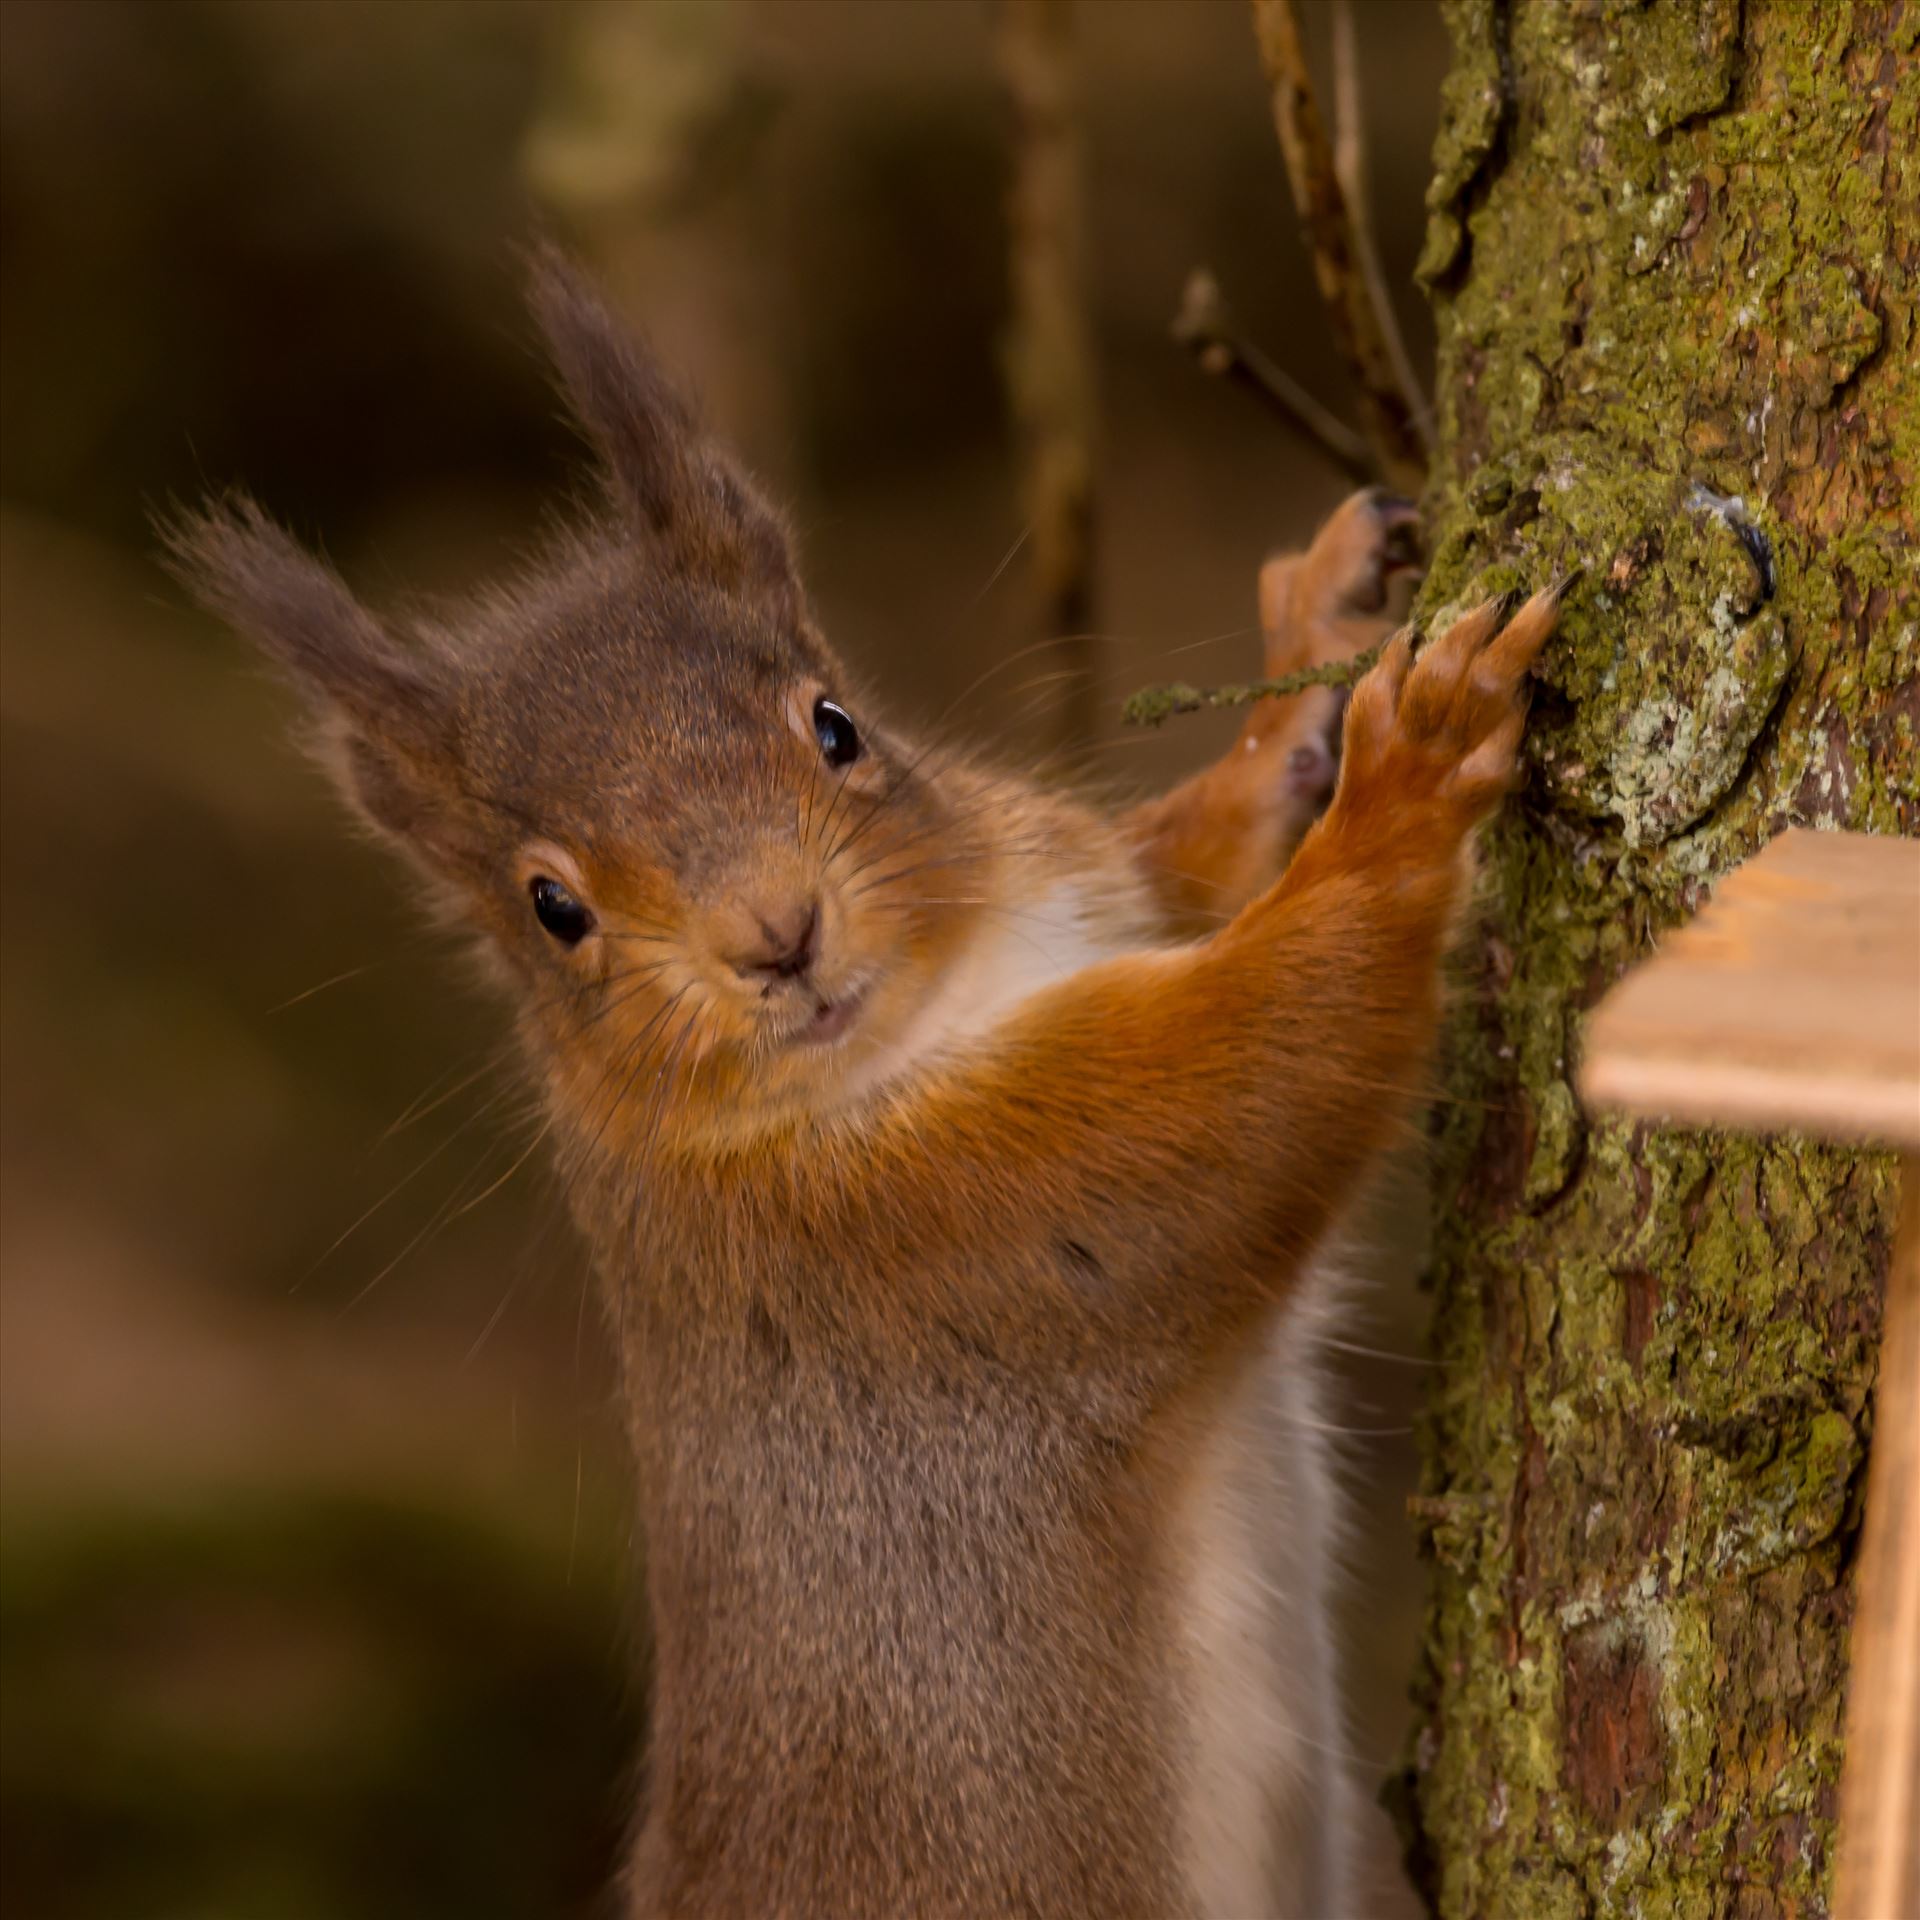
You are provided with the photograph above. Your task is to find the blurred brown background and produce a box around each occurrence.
[0,3,1449,1913]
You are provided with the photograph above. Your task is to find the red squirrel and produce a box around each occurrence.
[170,255,1559,1920]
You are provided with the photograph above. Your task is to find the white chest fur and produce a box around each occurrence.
[1172,1299,1356,1918]
[855,880,1134,1088]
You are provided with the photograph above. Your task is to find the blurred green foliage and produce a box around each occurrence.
[2,1494,636,1919]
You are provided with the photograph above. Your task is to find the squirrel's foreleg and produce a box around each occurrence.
[856,587,1559,1383]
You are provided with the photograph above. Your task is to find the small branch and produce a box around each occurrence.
[1329,0,1431,436]
[996,0,1100,754]
[1248,0,1428,493]
[1172,268,1374,483]
[1122,642,1382,728]
[1329,0,1367,227]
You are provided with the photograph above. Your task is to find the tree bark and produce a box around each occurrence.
[1401,4,1918,1916]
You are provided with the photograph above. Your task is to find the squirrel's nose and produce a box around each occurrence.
[731,898,819,983]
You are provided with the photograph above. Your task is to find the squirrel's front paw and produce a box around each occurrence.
[1309,487,1422,618]
[1261,489,1422,678]
[1334,585,1565,833]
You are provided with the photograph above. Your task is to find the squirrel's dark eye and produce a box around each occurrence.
[812,697,861,769]
[530,876,593,945]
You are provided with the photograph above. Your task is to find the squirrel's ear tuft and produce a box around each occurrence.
[162,497,427,721]
[526,245,798,598]
[528,244,699,541]
[161,497,459,851]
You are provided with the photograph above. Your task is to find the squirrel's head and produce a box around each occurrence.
[168,252,988,1158]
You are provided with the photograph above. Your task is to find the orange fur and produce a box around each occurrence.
[167,256,1560,1920]
[1121,487,1418,930]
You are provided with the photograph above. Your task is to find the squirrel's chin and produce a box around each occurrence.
[788,981,871,1049]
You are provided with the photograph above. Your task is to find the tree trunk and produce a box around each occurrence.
[1401,4,1917,1916]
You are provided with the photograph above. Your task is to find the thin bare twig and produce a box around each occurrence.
[1171,268,1374,483]
[1330,0,1431,437]
[1330,0,1367,229]
[996,0,1100,754]
[1248,0,1428,493]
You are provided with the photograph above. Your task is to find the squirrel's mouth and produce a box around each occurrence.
[794,982,869,1047]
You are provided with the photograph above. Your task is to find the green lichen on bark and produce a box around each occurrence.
[1404,4,1918,1916]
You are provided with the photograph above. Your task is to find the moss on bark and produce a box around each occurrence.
[1401,4,1918,1915]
